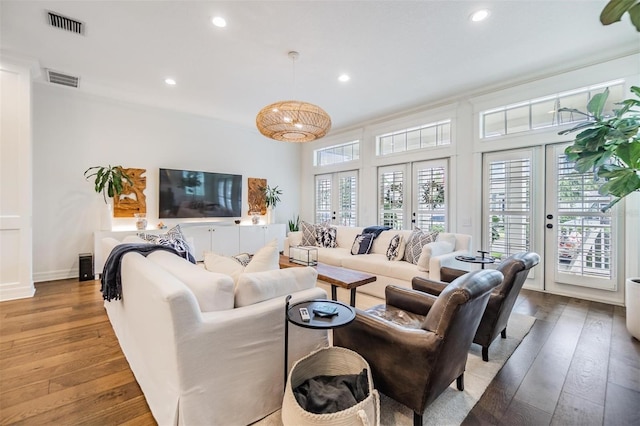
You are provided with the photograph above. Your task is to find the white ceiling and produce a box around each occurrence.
[1,1,639,133]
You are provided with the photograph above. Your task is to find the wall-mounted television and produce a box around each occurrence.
[159,168,242,218]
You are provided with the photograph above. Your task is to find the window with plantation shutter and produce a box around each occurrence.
[483,150,532,260]
[378,165,406,230]
[338,173,357,226]
[315,175,332,224]
[414,160,447,232]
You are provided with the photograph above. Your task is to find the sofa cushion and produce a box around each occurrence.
[404,228,439,265]
[300,221,320,246]
[244,239,279,272]
[371,229,412,256]
[204,252,245,281]
[386,234,405,261]
[148,250,234,312]
[317,247,351,266]
[139,224,194,261]
[417,241,455,272]
[342,254,421,282]
[335,226,362,249]
[436,233,457,249]
[235,267,318,307]
[351,234,375,255]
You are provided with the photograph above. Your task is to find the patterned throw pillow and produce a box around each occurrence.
[351,234,375,255]
[300,221,319,246]
[404,227,439,265]
[140,224,195,263]
[318,225,337,248]
[232,253,252,266]
[386,234,404,261]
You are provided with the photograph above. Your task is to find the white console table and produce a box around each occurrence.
[93,223,286,278]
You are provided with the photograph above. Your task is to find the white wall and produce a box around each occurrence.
[32,84,301,281]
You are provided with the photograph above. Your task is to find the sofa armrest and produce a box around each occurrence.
[411,276,448,296]
[385,285,437,316]
[428,250,472,281]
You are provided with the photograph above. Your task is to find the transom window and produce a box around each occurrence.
[376,120,451,156]
[314,141,360,166]
[480,79,625,138]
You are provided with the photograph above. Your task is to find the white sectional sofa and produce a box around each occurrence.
[284,226,472,300]
[101,237,328,426]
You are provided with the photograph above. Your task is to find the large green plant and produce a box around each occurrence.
[261,184,282,208]
[600,0,640,31]
[558,86,640,211]
[84,165,132,203]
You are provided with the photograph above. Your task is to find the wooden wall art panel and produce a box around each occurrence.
[248,177,267,215]
[114,168,147,217]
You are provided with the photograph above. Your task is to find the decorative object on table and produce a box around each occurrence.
[234,219,241,225]
[256,51,331,142]
[251,212,260,225]
[288,214,300,232]
[599,0,640,32]
[84,165,132,230]
[289,246,318,266]
[112,168,146,217]
[558,85,640,211]
[134,213,147,230]
[248,177,267,215]
[157,221,167,229]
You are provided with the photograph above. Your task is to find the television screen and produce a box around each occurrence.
[159,168,242,218]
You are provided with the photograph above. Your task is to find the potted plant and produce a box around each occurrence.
[260,184,282,224]
[84,165,132,230]
[288,215,300,232]
[559,86,640,340]
[558,85,640,211]
[600,0,640,32]
[84,165,132,203]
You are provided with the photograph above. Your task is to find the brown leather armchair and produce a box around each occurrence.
[412,252,540,362]
[333,269,503,426]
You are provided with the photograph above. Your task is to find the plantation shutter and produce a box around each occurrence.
[414,160,447,232]
[315,174,332,224]
[378,165,407,230]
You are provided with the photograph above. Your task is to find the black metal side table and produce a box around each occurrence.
[455,250,496,269]
[284,296,356,389]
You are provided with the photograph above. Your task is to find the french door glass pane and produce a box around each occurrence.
[416,165,446,232]
[379,170,404,230]
[338,174,357,226]
[315,176,332,223]
[486,155,531,260]
[556,154,613,279]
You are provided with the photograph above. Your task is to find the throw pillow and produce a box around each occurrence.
[351,234,375,255]
[318,225,337,248]
[404,227,439,265]
[386,234,405,261]
[232,253,252,267]
[140,224,195,262]
[244,239,279,273]
[234,267,318,307]
[300,221,319,246]
[203,251,245,282]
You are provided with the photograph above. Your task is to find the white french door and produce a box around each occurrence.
[482,145,622,297]
[544,144,620,292]
[378,160,448,230]
[315,171,358,225]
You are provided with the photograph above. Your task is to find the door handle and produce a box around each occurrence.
[546,223,553,229]
[546,214,553,220]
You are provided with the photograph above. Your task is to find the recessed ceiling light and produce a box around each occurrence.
[212,16,227,28]
[470,9,490,22]
[338,74,351,82]
[165,78,176,86]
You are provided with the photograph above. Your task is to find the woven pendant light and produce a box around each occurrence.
[256,52,331,142]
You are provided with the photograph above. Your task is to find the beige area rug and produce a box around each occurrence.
[255,312,535,426]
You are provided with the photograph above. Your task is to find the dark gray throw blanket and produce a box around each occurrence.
[362,225,391,238]
[293,369,369,414]
[100,243,195,302]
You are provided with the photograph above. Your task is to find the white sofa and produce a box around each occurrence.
[101,237,328,426]
[284,226,472,300]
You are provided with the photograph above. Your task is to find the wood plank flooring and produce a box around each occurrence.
[1,279,638,425]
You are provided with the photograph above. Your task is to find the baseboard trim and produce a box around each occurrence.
[0,281,36,301]
[33,270,78,283]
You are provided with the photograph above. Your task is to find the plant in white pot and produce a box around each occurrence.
[84,165,132,230]
[558,86,640,339]
[261,184,282,224]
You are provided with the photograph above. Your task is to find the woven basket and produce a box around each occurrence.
[282,346,380,426]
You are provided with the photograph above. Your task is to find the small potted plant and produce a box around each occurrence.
[261,184,282,224]
[84,165,132,230]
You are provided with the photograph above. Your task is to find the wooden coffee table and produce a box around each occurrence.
[279,254,376,307]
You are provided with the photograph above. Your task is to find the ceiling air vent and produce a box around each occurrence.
[47,11,84,35]
[46,69,79,88]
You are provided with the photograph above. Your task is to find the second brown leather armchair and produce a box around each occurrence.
[413,252,540,362]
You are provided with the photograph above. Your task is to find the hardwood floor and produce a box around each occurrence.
[1,279,638,425]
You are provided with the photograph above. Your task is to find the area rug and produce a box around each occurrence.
[255,312,535,426]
